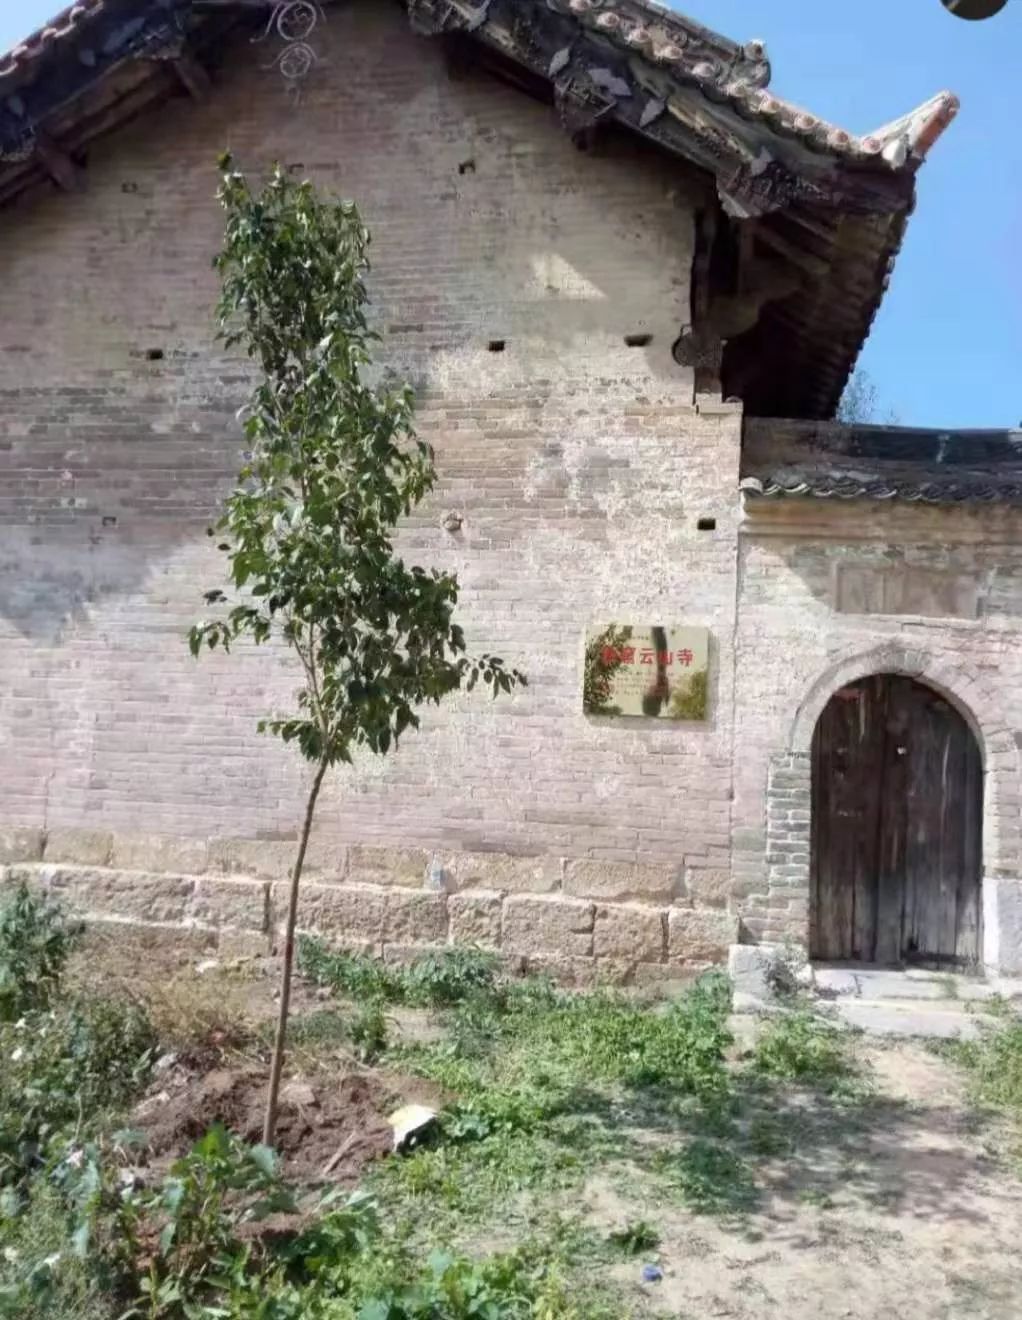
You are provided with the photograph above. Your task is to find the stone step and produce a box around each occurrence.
[830,998,984,1041]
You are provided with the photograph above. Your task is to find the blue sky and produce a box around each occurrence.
[2,0,1019,427]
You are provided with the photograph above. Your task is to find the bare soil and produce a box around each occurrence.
[133,1063,397,1185]
[585,1038,1022,1320]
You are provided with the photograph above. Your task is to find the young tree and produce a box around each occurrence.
[190,158,525,1144]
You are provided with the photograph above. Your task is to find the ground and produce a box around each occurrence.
[63,926,1022,1320]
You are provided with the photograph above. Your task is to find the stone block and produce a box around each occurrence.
[503,894,594,956]
[439,851,560,894]
[0,828,44,864]
[218,930,272,960]
[448,890,502,948]
[208,838,295,881]
[667,908,736,964]
[727,943,776,998]
[381,942,446,965]
[383,889,448,944]
[44,828,112,867]
[347,844,427,888]
[524,953,599,988]
[277,881,389,941]
[189,878,269,931]
[564,859,679,903]
[111,834,208,876]
[593,904,665,962]
[685,867,730,909]
[46,866,194,924]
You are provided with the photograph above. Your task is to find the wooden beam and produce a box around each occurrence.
[34,132,85,192]
[752,222,830,280]
[172,51,212,100]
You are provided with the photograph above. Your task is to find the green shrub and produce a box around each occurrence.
[949,1020,1022,1121]
[751,1009,857,1094]
[0,995,156,1188]
[404,948,501,1009]
[0,884,81,1023]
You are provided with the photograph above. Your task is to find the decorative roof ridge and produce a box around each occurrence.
[0,0,107,81]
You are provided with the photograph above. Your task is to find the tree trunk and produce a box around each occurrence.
[263,757,329,1147]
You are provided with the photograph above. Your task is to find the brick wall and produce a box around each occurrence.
[0,2,741,981]
[733,474,1022,973]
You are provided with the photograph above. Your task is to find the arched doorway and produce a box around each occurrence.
[811,674,983,967]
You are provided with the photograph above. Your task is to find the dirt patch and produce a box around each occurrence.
[134,1064,402,1186]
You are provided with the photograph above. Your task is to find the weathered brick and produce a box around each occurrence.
[503,895,595,956]
[111,833,208,876]
[439,852,560,895]
[0,829,44,864]
[347,845,427,888]
[46,865,194,924]
[667,908,737,964]
[189,877,269,931]
[448,889,502,948]
[593,903,665,961]
[564,860,679,904]
[44,829,112,867]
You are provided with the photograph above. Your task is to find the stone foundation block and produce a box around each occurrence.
[0,829,44,864]
[523,953,599,987]
[685,867,730,909]
[564,859,678,904]
[383,889,448,944]
[189,878,269,931]
[668,908,737,964]
[44,829,112,867]
[439,851,560,894]
[503,894,594,956]
[209,838,296,881]
[347,845,427,888]
[278,881,389,941]
[218,930,272,960]
[46,866,194,924]
[593,904,666,961]
[727,943,778,999]
[111,834,208,876]
[448,889,502,948]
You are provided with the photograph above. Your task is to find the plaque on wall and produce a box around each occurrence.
[583,625,710,720]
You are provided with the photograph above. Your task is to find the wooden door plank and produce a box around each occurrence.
[875,677,907,966]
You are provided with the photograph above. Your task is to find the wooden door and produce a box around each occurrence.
[810,675,983,967]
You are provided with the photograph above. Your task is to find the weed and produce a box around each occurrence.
[947,1019,1022,1123]
[404,947,501,1009]
[0,885,81,1023]
[298,938,406,1004]
[751,1009,859,1096]
[746,1114,792,1158]
[656,1139,757,1215]
[605,1219,661,1256]
[350,1000,389,1063]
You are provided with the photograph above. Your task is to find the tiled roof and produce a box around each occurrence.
[0,0,107,81]
[741,474,1022,506]
[742,420,1022,508]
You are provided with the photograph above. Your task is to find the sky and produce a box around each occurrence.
[1,0,1019,428]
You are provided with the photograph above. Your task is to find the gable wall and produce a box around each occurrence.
[0,1,741,982]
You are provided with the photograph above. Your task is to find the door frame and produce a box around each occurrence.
[809,673,984,968]
[760,644,1021,975]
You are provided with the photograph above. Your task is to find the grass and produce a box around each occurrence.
[945,1017,1022,1125]
[0,891,884,1319]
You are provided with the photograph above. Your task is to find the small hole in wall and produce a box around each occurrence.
[624,332,653,348]
[488,339,506,352]
[697,517,717,532]
[145,348,164,362]
[287,162,305,174]
[121,181,138,194]
[102,515,117,528]
[458,159,476,175]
